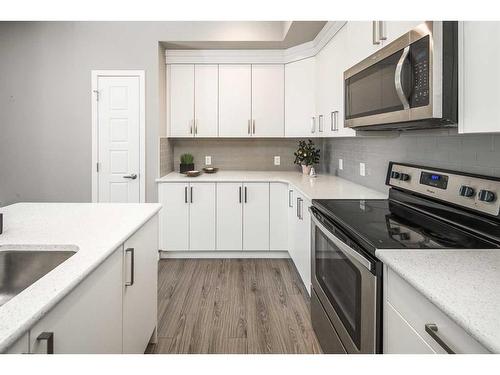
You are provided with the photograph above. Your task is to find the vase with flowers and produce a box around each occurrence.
[294,139,320,175]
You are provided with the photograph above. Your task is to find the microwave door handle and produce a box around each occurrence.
[309,208,374,271]
[395,46,410,110]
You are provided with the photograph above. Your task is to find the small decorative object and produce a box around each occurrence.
[309,167,317,178]
[202,167,219,174]
[294,139,320,175]
[180,153,195,174]
[186,170,201,177]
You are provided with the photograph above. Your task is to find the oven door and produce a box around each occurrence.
[310,207,379,354]
[344,25,434,129]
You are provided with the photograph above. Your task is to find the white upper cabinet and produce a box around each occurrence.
[285,57,316,137]
[194,65,218,137]
[219,64,252,137]
[251,64,285,137]
[384,21,425,44]
[459,21,500,133]
[168,65,195,137]
[344,22,382,65]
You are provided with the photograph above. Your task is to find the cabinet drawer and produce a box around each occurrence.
[385,267,489,353]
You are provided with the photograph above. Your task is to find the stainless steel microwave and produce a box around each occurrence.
[344,21,458,130]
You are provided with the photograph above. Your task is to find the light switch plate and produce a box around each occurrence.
[274,156,280,166]
[360,162,366,176]
[339,158,343,170]
[205,156,212,165]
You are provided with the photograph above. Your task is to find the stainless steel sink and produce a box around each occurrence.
[0,247,77,308]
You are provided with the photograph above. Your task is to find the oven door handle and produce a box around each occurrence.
[395,46,410,110]
[309,208,374,271]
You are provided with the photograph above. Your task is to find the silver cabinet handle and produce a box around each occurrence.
[298,198,303,220]
[184,186,188,203]
[244,186,248,203]
[252,119,256,134]
[288,190,293,207]
[239,186,242,203]
[125,247,135,287]
[395,46,411,110]
[318,115,324,132]
[194,119,198,135]
[372,21,381,45]
[379,21,387,40]
[248,119,251,135]
[425,324,455,354]
[331,111,339,131]
[190,186,193,203]
[311,117,316,133]
[123,174,137,180]
[36,332,54,354]
[190,120,193,134]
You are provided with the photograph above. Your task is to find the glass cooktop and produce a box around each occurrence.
[313,199,499,253]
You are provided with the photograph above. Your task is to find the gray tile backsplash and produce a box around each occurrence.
[159,137,174,177]
[170,138,309,172]
[319,130,500,193]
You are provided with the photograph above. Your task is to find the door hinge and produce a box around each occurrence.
[93,89,100,101]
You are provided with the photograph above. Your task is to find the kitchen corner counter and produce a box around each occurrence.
[0,202,162,352]
[156,171,387,201]
[376,249,500,353]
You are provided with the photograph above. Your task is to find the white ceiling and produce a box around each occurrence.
[161,21,327,50]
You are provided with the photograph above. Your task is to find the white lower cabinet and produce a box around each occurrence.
[30,249,124,354]
[122,216,159,353]
[383,266,489,354]
[5,333,29,354]
[288,187,311,295]
[189,183,216,251]
[269,183,288,251]
[242,183,270,251]
[216,183,243,250]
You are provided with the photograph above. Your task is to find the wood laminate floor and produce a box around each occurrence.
[146,259,322,354]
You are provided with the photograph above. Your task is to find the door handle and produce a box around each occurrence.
[296,197,300,218]
[379,21,387,40]
[123,174,137,180]
[311,117,316,133]
[288,190,293,207]
[190,186,193,203]
[298,198,303,220]
[239,186,242,203]
[244,186,248,203]
[372,21,381,45]
[184,186,188,203]
[36,332,54,354]
[318,115,323,132]
[248,119,251,135]
[425,324,455,354]
[125,247,135,287]
[331,111,339,131]
[190,120,193,134]
[194,119,198,135]
[395,46,411,110]
[252,119,256,134]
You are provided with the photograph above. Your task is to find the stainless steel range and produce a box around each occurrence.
[310,162,500,353]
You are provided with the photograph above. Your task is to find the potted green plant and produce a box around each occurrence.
[179,153,195,174]
[294,139,320,175]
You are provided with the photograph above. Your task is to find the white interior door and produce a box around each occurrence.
[189,183,216,251]
[219,64,251,137]
[243,182,270,251]
[97,75,141,203]
[216,183,243,250]
[251,64,284,137]
[194,65,218,137]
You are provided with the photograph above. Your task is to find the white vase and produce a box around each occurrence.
[301,165,312,175]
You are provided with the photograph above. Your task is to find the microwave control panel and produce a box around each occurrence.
[410,36,430,108]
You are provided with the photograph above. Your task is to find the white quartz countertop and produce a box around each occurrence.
[156,171,387,201]
[0,202,161,352]
[376,249,500,353]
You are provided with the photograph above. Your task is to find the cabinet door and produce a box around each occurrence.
[384,21,424,44]
[123,216,159,353]
[216,183,243,250]
[243,183,270,251]
[251,64,284,137]
[4,333,29,354]
[189,182,216,250]
[30,249,123,354]
[345,22,381,66]
[159,183,189,251]
[219,65,251,137]
[168,64,194,137]
[194,64,218,137]
[293,192,311,294]
[459,21,500,133]
[287,187,296,260]
[285,58,316,137]
[384,301,435,354]
[270,183,288,251]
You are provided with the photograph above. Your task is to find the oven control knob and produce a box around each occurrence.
[391,171,401,179]
[399,173,410,181]
[459,185,475,198]
[478,190,496,203]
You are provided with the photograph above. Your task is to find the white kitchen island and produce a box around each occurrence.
[0,202,161,354]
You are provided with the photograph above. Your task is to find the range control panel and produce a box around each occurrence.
[386,162,500,217]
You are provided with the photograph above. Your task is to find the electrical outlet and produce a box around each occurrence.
[205,156,212,166]
[339,158,343,170]
[274,156,280,166]
[360,162,366,176]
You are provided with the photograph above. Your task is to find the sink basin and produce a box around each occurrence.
[0,247,77,308]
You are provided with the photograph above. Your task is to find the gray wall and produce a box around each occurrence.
[169,138,306,173]
[0,21,288,206]
[319,130,500,193]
